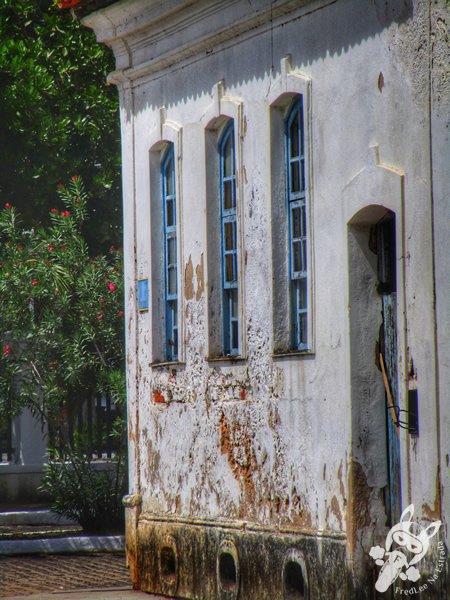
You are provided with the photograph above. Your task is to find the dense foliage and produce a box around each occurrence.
[0,178,126,530]
[0,177,124,424]
[0,0,121,253]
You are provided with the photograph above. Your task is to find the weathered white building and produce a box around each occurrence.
[82,0,449,597]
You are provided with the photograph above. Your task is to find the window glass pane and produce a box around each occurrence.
[293,241,301,273]
[168,266,177,295]
[224,221,236,251]
[298,278,307,310]
[299,312,307,345]
[290,113,299,157]
[223,180,234,210]
[225,253,237,283]
[290,161,300,193]
[167,236,176,266]
[223,135,233,177]
[166,199,175,227]
[165,156,174,196]
[292,206,301,238]
[301,204,306,236]
[173,304,178,326]
[301,239,307,272]
[173,326,178,354]
[232,320,239,351]
[231,288,238,318]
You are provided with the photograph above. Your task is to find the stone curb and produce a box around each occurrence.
[0,534,125,555]
[0,509,76,526]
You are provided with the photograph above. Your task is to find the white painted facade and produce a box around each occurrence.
[84,0,449,597]
[0,410,48,503]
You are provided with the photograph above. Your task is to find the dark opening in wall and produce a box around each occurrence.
[160,545,177,584]
[219,551,237,592]
[283,560,305,600]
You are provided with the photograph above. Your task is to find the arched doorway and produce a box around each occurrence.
[374,211,401,526]
[347,205,402,556]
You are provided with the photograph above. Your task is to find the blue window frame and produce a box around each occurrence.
[162,145,178,360]
[286,97,308,350]
[219,122,239,356]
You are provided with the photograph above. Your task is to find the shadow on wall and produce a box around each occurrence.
[104,0,414,120]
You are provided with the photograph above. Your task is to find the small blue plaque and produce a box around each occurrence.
[137,278,149,311]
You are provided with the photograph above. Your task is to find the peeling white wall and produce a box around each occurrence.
[85,0,449,549]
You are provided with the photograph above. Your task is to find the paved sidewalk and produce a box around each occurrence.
[2,590,161,600]
[0,553,131,598]
[3,590,163,599]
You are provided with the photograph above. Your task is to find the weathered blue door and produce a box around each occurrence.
[377,213,402,526]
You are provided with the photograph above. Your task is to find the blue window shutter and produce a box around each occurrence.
[162,145,178,360]
[286,97,308,350]
[219,122,239,356]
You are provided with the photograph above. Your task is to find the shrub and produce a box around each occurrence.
[40,447,127,533]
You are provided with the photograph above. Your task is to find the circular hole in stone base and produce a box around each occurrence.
[219,551,237,592]
[282,549,308,600]
[217,539,240,599]
[160,545,177,584]
[283,560,305,599]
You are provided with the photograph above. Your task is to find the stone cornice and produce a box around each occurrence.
[82,0,323,85]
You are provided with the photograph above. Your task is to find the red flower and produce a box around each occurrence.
[48,361,57,367]
[5,203,11,208]
[117,311,124,317]
[57,0,81,8]
[31,280,38,286]
[50,208,58,214]
[2,344,11,357]
[71,175,79,181]
[108,282,116,293]
[61,211,70,217]
[95,311,104,320]
[16,245,23,251]
[48,244,54,251]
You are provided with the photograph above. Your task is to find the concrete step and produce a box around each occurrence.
[0,523,82,540]
[0,534,125,555]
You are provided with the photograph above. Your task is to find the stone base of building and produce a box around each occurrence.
[133,516,360,599]
[123,513,449,599]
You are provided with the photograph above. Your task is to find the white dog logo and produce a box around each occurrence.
[369,504,441,592]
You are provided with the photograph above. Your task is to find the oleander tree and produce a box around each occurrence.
[0,176,125,445]
[0,0,121,254]
[0,177,127,531]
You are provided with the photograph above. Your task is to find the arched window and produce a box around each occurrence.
[219,122,239,355]
[161,144,178,360]
[286,97,308,350]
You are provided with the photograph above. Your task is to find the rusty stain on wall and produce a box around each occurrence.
[219,412,257,515]
[195,253,204,301]
[338,462,346,503]
[346,460,371,554]
[184,255,194,300]
[331,495,343,530]
[422,468,441,520]
[152,389,166,404]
